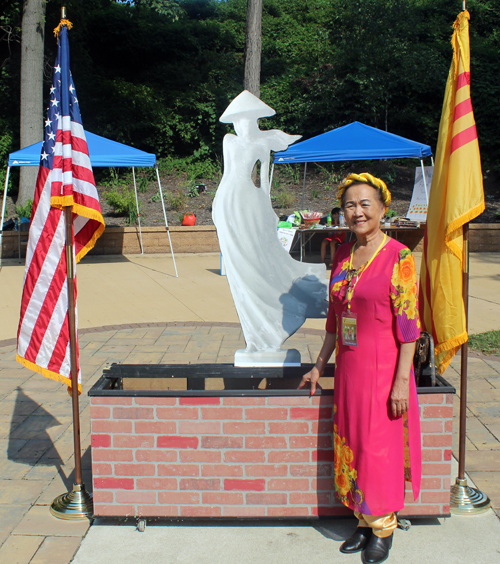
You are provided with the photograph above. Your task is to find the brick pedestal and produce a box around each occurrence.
[89,369,454,519]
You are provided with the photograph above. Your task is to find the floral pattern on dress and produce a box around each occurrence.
[333,404,366,510]
[329,259,350,300]
[390,248,421,341]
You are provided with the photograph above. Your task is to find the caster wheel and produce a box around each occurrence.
[397,518,411,531]
[137,519,146,532]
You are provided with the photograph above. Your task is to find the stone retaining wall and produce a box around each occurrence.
[2,224,499,258]
[90,390,453,519]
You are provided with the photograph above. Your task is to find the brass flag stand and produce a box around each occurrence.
[49,8,93,521]
[50,205,93,520]
[449,223,490,514]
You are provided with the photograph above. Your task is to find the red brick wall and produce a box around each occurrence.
[90,392,453,518]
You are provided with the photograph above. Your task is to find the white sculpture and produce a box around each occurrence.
[212,91,328,367]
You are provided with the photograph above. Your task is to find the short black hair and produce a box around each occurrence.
[331,207,341,215]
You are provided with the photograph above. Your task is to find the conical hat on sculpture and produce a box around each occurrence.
[220,90,276,124]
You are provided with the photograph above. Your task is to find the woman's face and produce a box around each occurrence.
[343,183,385,238]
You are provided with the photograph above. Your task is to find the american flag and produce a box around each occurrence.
[16,21,105,391]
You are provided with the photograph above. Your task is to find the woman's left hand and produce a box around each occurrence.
[390,377,409,418]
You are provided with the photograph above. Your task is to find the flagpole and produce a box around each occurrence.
[49,9,93,520]
[450,221,490,514]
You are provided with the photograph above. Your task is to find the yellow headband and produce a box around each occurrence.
[336,173,391,211]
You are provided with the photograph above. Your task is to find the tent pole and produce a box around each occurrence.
[301,163,307,210]
[132,167,144,254]
[431,156,434,166]
[269,163,274,190]
[0,166,11,269]
[420,159,429,204]
[155,164,178,278]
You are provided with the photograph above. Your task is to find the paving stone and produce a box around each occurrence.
[11,505,91,537]
[0,534,44,564]
[461,450,500,472]
[160,353,198,363]
[24,464,64,481]
[0,480,45,505]
[30,535,83,564]
[154,335,191,346]
[184,340,222,354]
[122,351,164,364]
[0,505,28,534]
[0,458,32,479]
[467,403,500,419]
[467,471,500,511]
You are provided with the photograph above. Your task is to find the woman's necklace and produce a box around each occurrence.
[344,234,387,310]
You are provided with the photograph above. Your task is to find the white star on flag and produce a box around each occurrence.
[54,64,61,73]
[41,151,48,160]
[51,99,59,107]
[45,118,52,127]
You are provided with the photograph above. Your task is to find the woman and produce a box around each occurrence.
[299,173,421,564]
[212,91,328,359]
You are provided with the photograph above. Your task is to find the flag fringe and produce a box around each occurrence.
[53,19,73,39]
[50,197,105,262]
[435,330,467,355]
[16,354,82,393]
[76,221,105,263]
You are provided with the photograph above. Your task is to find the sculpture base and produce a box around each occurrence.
[234,349,301,367]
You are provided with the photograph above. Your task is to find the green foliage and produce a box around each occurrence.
[275,191,295,208]
[279,164,301,186]
[15,199,33,220]
[385,210,398,219]
[1,0,499,175]
[167,192,186,211]
[468,330,500,356]
[0,133,13,193]
[151,191,162,202]
[187,182,199,198]
[137,175,149,193]
[311,189,318,199]
[104,187,138,225]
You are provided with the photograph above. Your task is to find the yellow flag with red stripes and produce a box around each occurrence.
[419,10,485,375]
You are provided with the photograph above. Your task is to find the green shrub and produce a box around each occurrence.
[138,175,149,193]
[104,187,138,225]
[385,209,398,219]
[275,191,295,208]
[15,199,34,220]
[167,192,186,211]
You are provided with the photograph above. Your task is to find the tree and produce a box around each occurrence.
[243,0,262,96]
[18,0,45,205]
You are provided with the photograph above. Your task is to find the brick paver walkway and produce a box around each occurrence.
[0,323,498,563]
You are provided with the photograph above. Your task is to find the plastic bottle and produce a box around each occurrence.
[339,211,345,227]
[326,214,332,226]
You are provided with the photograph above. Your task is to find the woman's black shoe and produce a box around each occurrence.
[361,533,393,564]
[339,527,372,554]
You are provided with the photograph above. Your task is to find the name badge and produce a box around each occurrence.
[341,311,358,347]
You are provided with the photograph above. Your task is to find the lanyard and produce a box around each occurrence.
[345,234,387,310]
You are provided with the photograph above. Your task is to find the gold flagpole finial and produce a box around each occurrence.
[54,7,73,40]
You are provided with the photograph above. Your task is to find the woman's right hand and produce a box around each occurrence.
[298,366,322,395]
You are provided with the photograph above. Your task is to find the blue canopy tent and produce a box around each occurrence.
[273,121,433,208]
[1,131,177,275]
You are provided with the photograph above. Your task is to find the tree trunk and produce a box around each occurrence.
[19,0,45,206]
[243,0,262,98]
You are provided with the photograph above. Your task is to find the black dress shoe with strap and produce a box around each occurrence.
[361,533,393,564]
[339,527,372,554]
